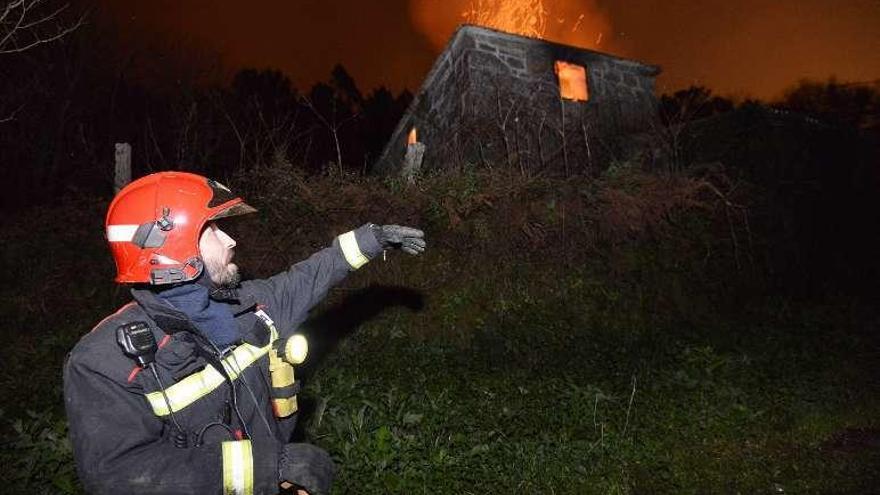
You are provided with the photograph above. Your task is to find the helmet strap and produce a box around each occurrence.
[149,256,204,285]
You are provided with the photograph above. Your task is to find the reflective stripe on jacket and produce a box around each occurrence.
[64,225,382,494]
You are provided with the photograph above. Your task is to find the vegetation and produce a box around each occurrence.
[0,9,413,208]
[1,162,878,493]
[2,5,879,493]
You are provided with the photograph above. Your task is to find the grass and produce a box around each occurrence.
[299,268,879,494]
[0,167,878,493]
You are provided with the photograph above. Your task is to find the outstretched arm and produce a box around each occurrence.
[244,224,425,334]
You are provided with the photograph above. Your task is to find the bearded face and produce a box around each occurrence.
[199,222,241,288]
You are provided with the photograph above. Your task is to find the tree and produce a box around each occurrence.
[777,78,880,132]
[0,0,83,54]
[302,81,360,174]
[659,86,734,125]
[330,64,363,109]
[1,0,83,123]
[224,69,302,170]
[361,87,412,170]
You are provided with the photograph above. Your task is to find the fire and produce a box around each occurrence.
[409,0,616,53]
[555,61,589,101]
[407,127,418,146]
[462,0,548,39]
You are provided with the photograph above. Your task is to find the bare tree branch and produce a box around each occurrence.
[20,3,68,30]
[215,94,247,171]
[0,0,84,55]
[1,2,26,24]
[300,95,358,174]
[0,102,24,123]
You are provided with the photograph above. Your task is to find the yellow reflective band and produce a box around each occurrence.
[146,343,269,416]
[273,395,298,416]
[270,358,295,386]
[338,230,369,269]
[222,440,254,495]
[255,308,299,417]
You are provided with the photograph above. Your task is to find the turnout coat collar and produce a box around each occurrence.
[131,285,267,347]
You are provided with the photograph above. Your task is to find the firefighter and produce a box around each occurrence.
[63,171,426,494]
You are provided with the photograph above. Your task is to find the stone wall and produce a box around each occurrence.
[375,25,660,176]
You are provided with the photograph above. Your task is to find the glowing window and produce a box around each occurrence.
[554,61,589,102]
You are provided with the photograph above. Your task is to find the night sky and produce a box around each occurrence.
[95,0,880,99]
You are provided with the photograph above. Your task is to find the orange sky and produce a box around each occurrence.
[95,0,880,100]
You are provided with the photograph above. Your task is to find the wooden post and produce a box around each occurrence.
[401,142,425,185]
[114,143,132,194]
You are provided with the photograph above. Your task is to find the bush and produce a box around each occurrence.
[2,164,878,493]
[0,409,79,495]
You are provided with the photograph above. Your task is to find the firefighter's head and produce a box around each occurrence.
[199,221,240,288]
[105,171,255,286]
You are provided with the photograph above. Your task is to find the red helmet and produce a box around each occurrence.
[105,171,256,285]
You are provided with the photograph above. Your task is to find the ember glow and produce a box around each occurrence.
[93,0,880,100]
[410,0,615,52]
[462,0,549,39]
[555,61,589,101]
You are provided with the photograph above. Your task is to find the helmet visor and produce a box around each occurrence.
[210,201,257,220]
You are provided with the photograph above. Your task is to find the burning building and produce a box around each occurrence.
[374,24,661,177]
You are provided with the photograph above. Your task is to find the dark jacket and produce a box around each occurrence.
[64,226,381,494]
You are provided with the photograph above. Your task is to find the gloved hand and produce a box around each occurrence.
[279,443,336,495]
[370,224,426,256]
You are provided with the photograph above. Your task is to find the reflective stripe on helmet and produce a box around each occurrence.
[106,224,139,242]
[222,440,254,495]
[145,342,269,416]
[338,231,369,269]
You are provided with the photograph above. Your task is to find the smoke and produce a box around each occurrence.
[408,0,616,53]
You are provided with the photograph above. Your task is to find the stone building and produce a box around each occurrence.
[374,24,661,177]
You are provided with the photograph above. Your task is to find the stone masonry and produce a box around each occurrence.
[374,24,661,177]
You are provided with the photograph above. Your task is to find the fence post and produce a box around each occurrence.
[402,142,425,185]
[114,142,131,194]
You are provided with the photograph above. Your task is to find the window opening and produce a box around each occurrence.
[554,61,589,102]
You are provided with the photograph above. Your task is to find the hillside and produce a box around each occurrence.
[1,164,878,493]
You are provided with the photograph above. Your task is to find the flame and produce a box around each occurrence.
[407,127,418,146]
[461,0,549,39]
[554,61,589,101]
[409,0,616,53]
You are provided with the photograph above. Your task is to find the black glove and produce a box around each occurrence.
[370,224,426,256]
[279,443,336,495]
